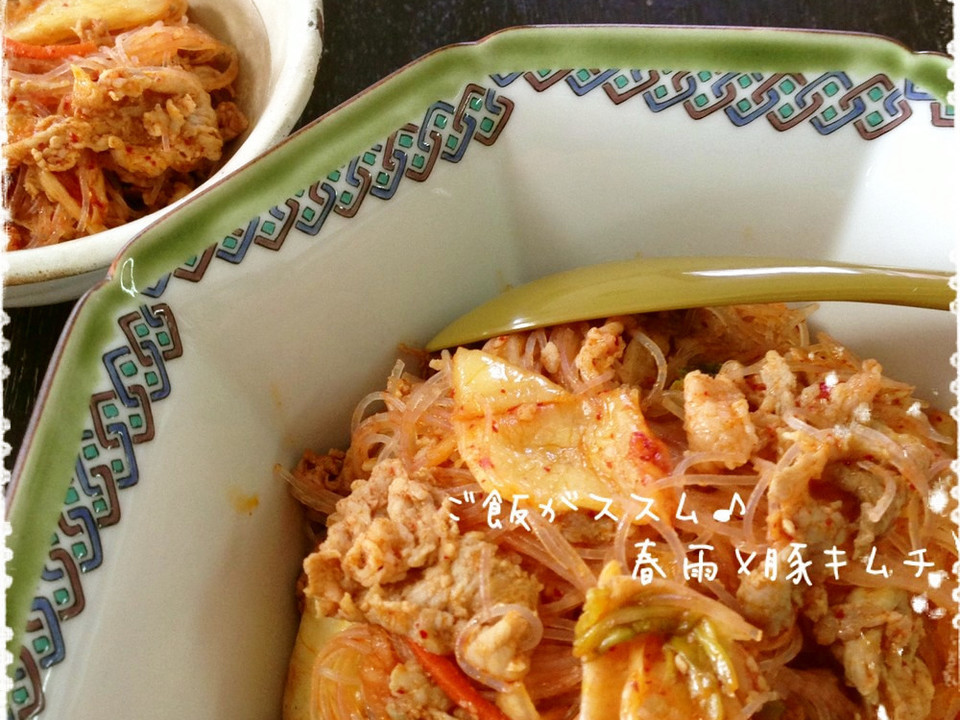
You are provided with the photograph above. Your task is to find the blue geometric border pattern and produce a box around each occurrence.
[7,68,951,718]
[155,82,516,287]
[9,304,182,719]
[143,69,950,293]
[143,69,950,295]
[490,68,952,137]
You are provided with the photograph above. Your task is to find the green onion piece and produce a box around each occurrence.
[575,604,686,657]
[694,620,739,692]
[596,625,639,654]
[667,634,724,720]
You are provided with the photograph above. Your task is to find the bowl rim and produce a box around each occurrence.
[2,0,325,303]
[98,23,958,297]
[5,20,954,666]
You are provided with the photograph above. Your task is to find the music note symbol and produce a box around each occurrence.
[713,492,746,523]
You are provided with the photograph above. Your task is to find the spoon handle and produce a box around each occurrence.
[427,256,955,350]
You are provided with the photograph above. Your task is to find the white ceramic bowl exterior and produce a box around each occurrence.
[6,27,956,719]
[2,0,324,306]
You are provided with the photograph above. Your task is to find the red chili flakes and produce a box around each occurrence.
[631,431,670,472]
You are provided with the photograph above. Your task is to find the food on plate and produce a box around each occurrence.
[280,304,958,720]
[3,0,248,249]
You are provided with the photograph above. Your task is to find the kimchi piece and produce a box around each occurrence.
[3,0,249,249]
[281,304,959,720]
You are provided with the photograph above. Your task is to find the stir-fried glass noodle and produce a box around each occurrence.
[281,304,958,720]
[3,0,248,249]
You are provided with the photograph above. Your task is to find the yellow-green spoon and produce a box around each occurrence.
[426,256,954,351]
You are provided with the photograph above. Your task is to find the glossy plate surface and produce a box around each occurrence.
[6,25,956,719]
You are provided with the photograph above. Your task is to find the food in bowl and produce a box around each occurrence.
[3,0,248,249]
[280,303,957,720]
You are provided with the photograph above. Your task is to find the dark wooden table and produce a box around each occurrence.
[3,0,953,473]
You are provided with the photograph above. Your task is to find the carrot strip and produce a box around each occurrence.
[403,637,512,720]
[4,36,98,59]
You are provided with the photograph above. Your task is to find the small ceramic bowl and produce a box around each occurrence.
[6,25,955,719]
[2,0,324,307]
